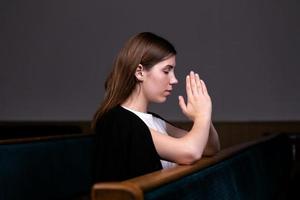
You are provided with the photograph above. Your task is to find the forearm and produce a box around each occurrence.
[150,118,211,165]
[180,117,211,161]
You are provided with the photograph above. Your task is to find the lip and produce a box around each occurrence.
[165,90,172,95]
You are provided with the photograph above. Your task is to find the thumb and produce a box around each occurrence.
[178,96,187,114]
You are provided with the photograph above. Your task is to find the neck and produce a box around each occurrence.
[122,86,148,113]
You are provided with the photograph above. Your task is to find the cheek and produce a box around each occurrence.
[151,76,169,90]
[151,74,169,84]
[143,76,166,94]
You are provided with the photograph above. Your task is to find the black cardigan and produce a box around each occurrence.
[93,106,162,182]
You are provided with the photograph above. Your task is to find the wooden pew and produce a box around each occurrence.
[0,132,295,200]
[0,134,94,200]
[92,133,293,200]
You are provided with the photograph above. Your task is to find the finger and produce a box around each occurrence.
[195,73,202,93]
[200,79,208,95]
[186,75,193,100]
[190,71,199,96]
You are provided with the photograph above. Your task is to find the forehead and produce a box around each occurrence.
[152,56,176,69]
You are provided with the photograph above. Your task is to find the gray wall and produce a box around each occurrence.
[1,0,299,121]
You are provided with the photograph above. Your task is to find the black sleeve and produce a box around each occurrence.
[93,107,162,182]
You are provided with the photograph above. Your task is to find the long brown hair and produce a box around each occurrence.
[91,32,176,130]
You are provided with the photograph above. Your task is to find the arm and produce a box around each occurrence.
[165,121,220,156]
[150,71,215,165]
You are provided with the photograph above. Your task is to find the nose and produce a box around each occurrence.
[170,73,178,85]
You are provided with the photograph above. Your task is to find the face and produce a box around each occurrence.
[139,55,178,103]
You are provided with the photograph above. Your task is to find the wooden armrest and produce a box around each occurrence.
[92,182,143,200]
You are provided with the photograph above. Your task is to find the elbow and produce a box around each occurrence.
[177,146,203,165]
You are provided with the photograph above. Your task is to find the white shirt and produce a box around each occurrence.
[122,106,177,169]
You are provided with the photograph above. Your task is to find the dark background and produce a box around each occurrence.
[1,0,299,122]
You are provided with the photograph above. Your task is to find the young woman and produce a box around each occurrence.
[92,32,220,182]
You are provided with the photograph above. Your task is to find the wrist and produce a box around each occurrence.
[193,114,211,123]
[193,116,211,126]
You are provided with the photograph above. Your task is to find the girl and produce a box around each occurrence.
[92,32,220,182]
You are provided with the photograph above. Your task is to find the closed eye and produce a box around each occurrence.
[163,65,174,74]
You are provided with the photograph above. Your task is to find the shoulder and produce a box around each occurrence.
[99,106,138,123]
[95,105,148,134]
[104,107,165,124]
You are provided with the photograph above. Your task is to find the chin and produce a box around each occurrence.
[155,97,168,103]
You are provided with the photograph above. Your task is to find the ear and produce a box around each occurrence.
[135,64,144,81]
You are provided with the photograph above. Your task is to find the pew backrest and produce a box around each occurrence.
[0,134,94,200]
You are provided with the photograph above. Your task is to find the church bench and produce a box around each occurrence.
[0,132,294,200]
[0,134,94,200]
[92,133,293,200]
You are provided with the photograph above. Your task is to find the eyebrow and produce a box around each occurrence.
[165,65,175,69]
